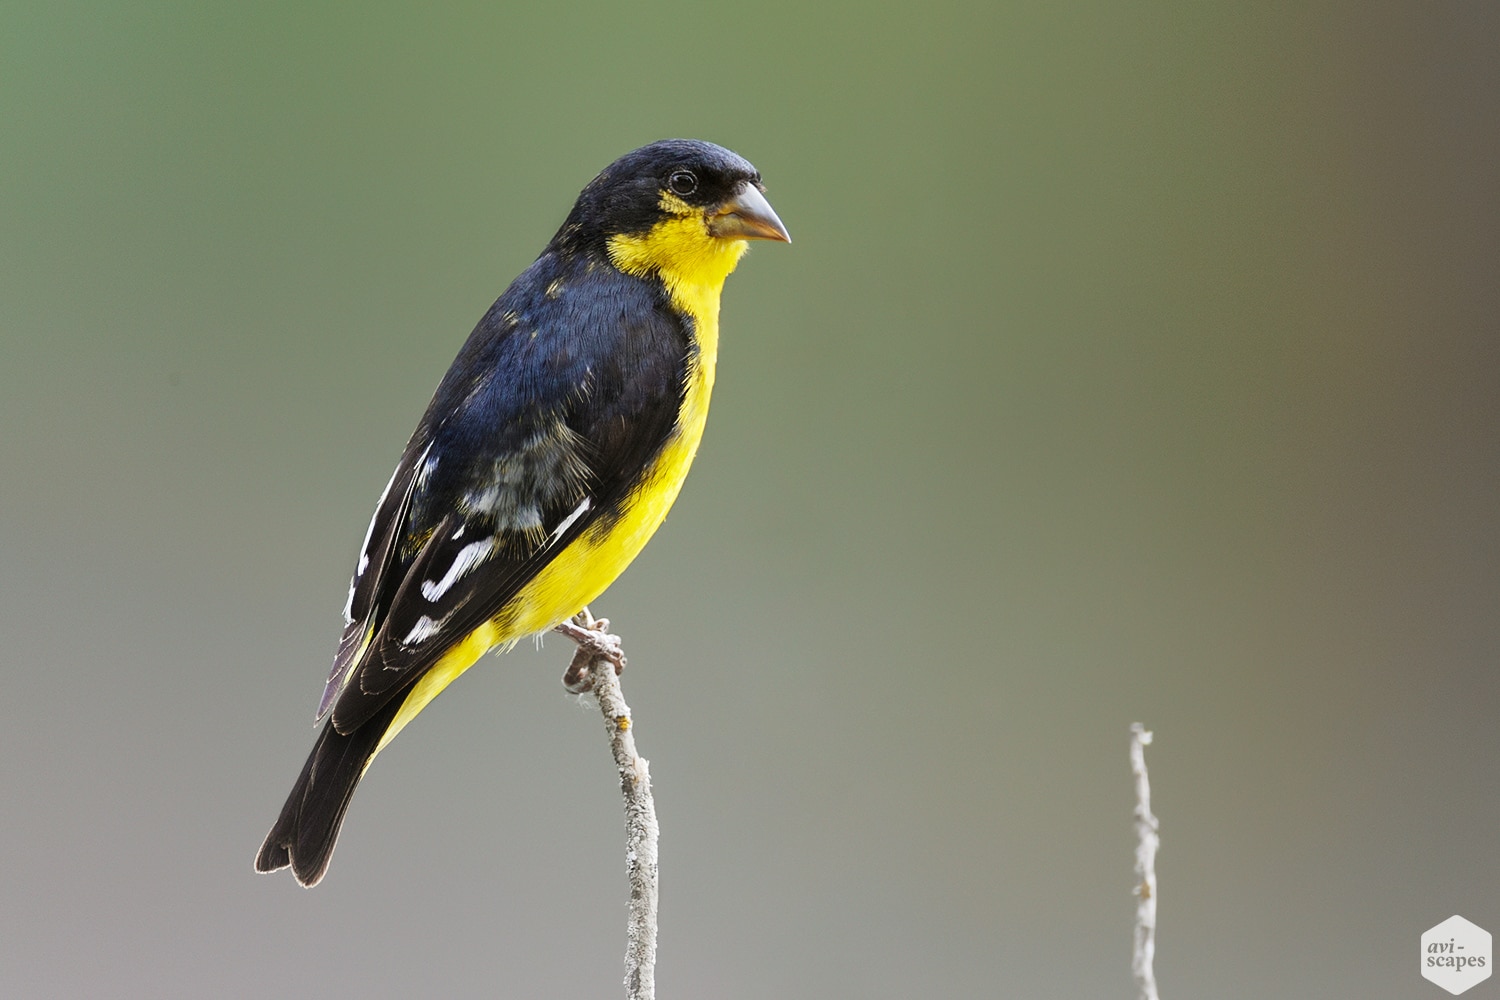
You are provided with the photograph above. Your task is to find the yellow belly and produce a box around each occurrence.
[375,277,723,757]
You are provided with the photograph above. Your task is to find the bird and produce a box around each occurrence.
[255,139,789,886]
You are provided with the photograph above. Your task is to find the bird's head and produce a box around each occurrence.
[556,139,790,289]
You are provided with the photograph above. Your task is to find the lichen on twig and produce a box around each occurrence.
[556,609,658,1000]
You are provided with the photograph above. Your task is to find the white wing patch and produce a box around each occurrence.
[415,452,440,490]
[343,442,432,624]
[550,497,592,544]
[401,611,455,645]
[459,418,591,532]
[420,536,497,602]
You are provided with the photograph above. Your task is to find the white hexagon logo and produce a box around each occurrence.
[1423,915,1492,995]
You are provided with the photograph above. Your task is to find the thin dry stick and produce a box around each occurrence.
[1130,723,1160,1000]
[557,610,659,1000]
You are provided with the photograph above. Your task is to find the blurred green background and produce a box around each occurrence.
[3,2,1496,997]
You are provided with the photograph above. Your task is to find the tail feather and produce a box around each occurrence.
[256,696,404,887]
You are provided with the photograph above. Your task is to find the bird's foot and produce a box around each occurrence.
[555,608,626,694]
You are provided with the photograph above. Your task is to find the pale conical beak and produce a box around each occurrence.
[706,183,791,243]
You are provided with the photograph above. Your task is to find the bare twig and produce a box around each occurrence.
[1130,723,1160,1000]
[556,609,658,1000]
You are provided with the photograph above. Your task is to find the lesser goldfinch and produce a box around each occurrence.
[256,139,789,886]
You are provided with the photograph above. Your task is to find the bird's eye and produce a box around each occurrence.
[668,170,698,196]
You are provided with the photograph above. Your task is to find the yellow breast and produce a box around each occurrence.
[502,213,745,636]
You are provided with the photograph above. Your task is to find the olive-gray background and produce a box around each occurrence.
[3,3,1496,997]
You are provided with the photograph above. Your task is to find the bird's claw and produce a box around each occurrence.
[555,608,626,693]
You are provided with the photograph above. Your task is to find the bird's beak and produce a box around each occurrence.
[706,183,791,243]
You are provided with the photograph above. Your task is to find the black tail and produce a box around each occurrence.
[255,696,403,887]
